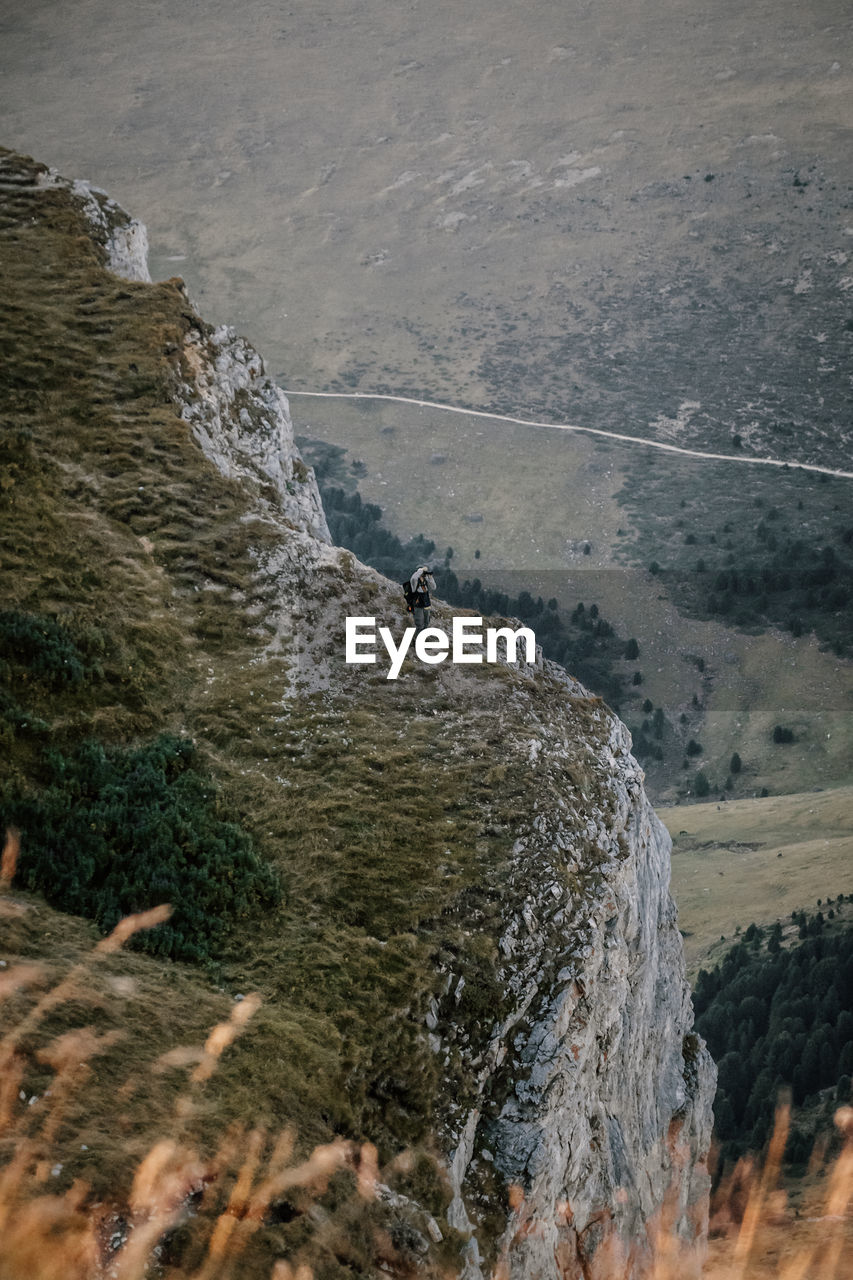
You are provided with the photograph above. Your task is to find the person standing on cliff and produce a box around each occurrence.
[408,566,435,634]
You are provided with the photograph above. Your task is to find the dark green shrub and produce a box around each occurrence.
[0,610,95,688]
[2,734,280,963]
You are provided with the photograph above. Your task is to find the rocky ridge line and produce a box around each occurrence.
[69,160,715,1276]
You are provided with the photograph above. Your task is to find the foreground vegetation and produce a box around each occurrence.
[3,843,851,1280]
[0,847,460,1280]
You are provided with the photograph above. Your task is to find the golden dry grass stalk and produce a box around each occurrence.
[0,898,378,1280]
[1,828,20,888]
[1,857,850,1279]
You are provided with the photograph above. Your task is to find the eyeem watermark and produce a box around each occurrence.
[346,616,536,680]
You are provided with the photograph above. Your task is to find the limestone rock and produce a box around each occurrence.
[175,323,330,541]
[434,708,715,1278]
[34,164,153,283]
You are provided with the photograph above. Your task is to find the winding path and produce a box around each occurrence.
[282,389,853,482]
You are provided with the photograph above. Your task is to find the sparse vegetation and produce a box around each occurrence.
[616,456,853,657]
[3,858,851,1279]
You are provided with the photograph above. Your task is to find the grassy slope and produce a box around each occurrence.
[664,787,853,977]
[0,151,617,1273]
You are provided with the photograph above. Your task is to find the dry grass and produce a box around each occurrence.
[701,1105,853,1280]
[4,834,853,1280]
[0,831,445,1280]
[0,149,287,758]
[487,1104,853,1280]
[664,787,853,976]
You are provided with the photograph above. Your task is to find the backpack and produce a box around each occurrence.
[401,580,415,612]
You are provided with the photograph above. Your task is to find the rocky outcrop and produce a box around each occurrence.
[29,149,328,543]
[31,163,153,283]
[435,704,715,1278]
[175,321,330,541]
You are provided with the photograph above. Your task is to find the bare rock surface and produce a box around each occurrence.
[176,322,331,541]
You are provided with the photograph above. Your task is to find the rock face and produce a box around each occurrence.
[176,321,330,542]
[440,706,715,1277]
[17,150,715,1277]
[31,164,154,283]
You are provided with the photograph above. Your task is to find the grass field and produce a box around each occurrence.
[664,786,853,976]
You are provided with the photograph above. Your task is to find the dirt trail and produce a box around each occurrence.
[284,389,853,482]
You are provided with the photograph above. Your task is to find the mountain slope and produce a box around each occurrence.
[0,148,714,1278]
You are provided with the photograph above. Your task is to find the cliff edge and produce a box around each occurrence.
[0,147,714,1278]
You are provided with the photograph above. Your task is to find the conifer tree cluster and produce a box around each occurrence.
[702,536,852,653]
[3,734,280,963]
[693,909,853,1165]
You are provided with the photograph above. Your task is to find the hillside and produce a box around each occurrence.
[287,394,853,808]
[4,0,850,470]
[665,788,853,976]
[0,150,714,1277]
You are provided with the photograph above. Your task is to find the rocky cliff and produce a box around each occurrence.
[0,148,714,1278]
